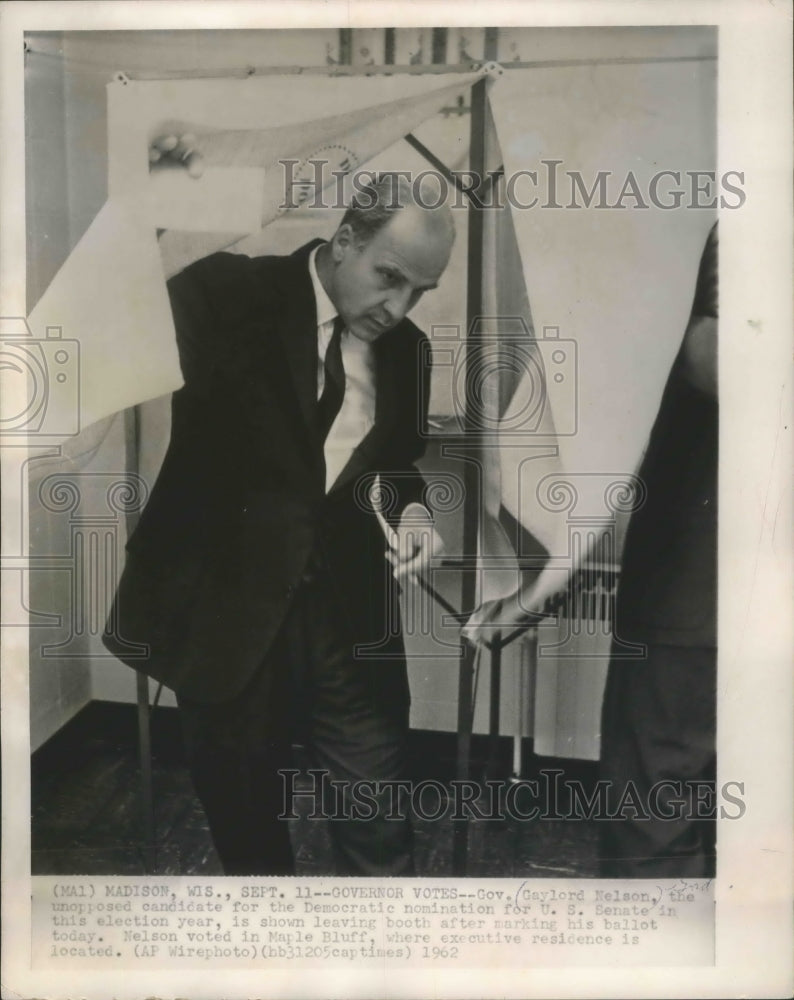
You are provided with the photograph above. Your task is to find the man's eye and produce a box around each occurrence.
[378,269,399,286]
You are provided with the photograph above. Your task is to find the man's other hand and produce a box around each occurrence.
[460,598,503,648]
[149,132,205,178]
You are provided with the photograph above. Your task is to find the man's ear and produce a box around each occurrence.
[331,223,354,262]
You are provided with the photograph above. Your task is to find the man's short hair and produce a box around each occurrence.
[340,172,455,249]
[341,174,415,245]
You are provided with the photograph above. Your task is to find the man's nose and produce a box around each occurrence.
[383,286,414,323]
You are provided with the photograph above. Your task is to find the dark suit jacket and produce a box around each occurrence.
[103,240,431,702]
[614,344,717,648]
[615,225,718,649]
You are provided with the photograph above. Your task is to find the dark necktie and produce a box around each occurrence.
[316,315,345,444]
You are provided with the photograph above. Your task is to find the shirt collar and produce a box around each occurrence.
[308,244,338,330]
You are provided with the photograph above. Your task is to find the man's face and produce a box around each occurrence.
[327,207,452,343]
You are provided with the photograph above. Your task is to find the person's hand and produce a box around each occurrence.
[461,598,504,648]
[148,132,205,178]
[385,503,444,586]
[461,587,547,647]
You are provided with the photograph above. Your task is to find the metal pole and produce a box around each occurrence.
[338,29,353,66]
[124,407,156,860]
[136,670,155,849]
[486,632,502,778]
[384,29,395,66]
[453,26,498,876]
[99,52,716,83]
[512,735,523,778]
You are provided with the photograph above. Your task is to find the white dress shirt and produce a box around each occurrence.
[308,245,376,491]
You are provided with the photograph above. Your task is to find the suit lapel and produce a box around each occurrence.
[275,240,325,437]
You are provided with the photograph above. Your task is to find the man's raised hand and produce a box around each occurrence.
[148,133,205,178]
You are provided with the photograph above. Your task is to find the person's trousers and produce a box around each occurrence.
[598,642,716,878]
[176,550,414,877]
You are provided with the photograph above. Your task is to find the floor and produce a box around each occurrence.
[31,701,600,878]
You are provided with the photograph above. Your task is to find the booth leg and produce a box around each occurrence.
[453,640,478,876]
[135,672,156,865]
[486,635,502,778]
[511,736,523,780]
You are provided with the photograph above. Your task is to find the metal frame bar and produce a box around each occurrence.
[451,25,500,875]
[338,28,353,66]
[403,133,470,195]
[111,63,484,81]
[486,634,502,778]
[384,28,396,66]
[99,53,714,82]
[431,28,448,66]
[124,407,156,855]
[452,72,487,876]
[135,672,155,845]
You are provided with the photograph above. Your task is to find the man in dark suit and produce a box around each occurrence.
[599,223,718,877]
[103,173,455,876]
